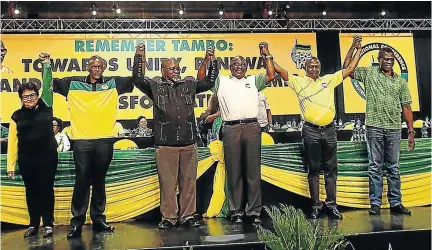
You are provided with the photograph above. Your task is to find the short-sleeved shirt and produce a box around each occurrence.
[212,74,267,121]
[354,66,412,129]
[257,92,271,127]
[286,70,344,126]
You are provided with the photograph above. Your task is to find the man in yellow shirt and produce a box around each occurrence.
[274,35,362,220]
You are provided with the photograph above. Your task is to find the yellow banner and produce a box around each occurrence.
[0,33,317,123]
[339,33,420,113]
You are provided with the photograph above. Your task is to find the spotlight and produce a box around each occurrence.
[13,4,20,15]
[286,4,290,9]
[266,4,273,16]
[178,4,185,16]
[322,10,327,16]
[113,4,121,14]
[218,4,224,16]
[90,3,97,16]
[380,10,386,16]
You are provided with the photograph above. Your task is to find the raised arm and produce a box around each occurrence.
[342,39,362,79]
[133,43,154,99]
[39,53,53,107]
[197,49,215,81]
[40,52,74,98]
[274,61,289,81]
[259,42,276,84]
[196,51,219,93]
[343,35,362,78]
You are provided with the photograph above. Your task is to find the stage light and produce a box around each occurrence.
[112,4,121,15]
[91,4,97,16]
[322,10,327,16]
[13,4,20,15]
[380,10,386,16]
[266,4,273,17]
[286,4,290,9]
[218,4,224,16]
[178,4,185,16]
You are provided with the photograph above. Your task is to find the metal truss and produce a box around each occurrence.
[1,19,430,32]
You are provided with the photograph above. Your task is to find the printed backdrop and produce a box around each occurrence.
[0,33,317,123]
[339,33,420,113]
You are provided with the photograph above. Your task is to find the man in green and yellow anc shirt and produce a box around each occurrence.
[40,53,135,238]
[273,35,362,220]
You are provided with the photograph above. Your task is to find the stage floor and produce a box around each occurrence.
[1,206,431,250]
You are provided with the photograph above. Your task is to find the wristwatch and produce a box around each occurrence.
[265,55,273,59]
[408,130,416,135]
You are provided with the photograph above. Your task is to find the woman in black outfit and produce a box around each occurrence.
[7,53,58,238]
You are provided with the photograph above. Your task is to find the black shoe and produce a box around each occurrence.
[369,205,381,215]
[231,215,243,223]
[93,222,115,232]
[158,220,175,229]
[327,207,343,220]
[67,226,82,238]
[42,226,53,237]
[310,208,321,219]
[390,204,412,215]
[251,215,262,224]
[183,217,200,227]
[24,227,38,238]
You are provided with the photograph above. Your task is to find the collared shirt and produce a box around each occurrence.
[354,66,412,129]
[133,55,218,146]
[257,92,270,127]
[43,64,135,140]
[212,74,267,121]
[286,71,343,126]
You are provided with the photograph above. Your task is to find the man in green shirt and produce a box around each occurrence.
[344,41,415,216]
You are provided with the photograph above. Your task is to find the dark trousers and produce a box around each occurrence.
[222,122,262,216]
[70,139,114,226]
[302,123,337,209]
[19,150,58,227]
[155,144,198,224]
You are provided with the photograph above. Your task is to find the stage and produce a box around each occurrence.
[1,206,430,250]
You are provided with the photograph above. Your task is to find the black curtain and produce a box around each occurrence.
[413,32,432,120]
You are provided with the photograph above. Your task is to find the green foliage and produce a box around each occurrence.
[257,204,349,250]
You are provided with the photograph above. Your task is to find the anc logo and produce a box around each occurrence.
[291,39,313,70]
[352,43,409,99]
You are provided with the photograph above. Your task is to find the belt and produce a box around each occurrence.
[304,121,333,129]
[224,118,258,125]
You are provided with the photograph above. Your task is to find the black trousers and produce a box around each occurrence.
[70,139,114,226]
[222,122,262,216]
[301,123,338,209]
[19,149,58,227]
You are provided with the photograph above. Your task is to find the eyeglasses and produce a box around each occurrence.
[90,65,104,70]
[21,93,38,101]
[164,67,181,72]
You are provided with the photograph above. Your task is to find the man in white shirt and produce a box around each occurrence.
[257,92,273,132]
[210,42,275,224]
[53,117,70,152]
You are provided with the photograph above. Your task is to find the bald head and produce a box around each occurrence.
[161,58,181,82]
